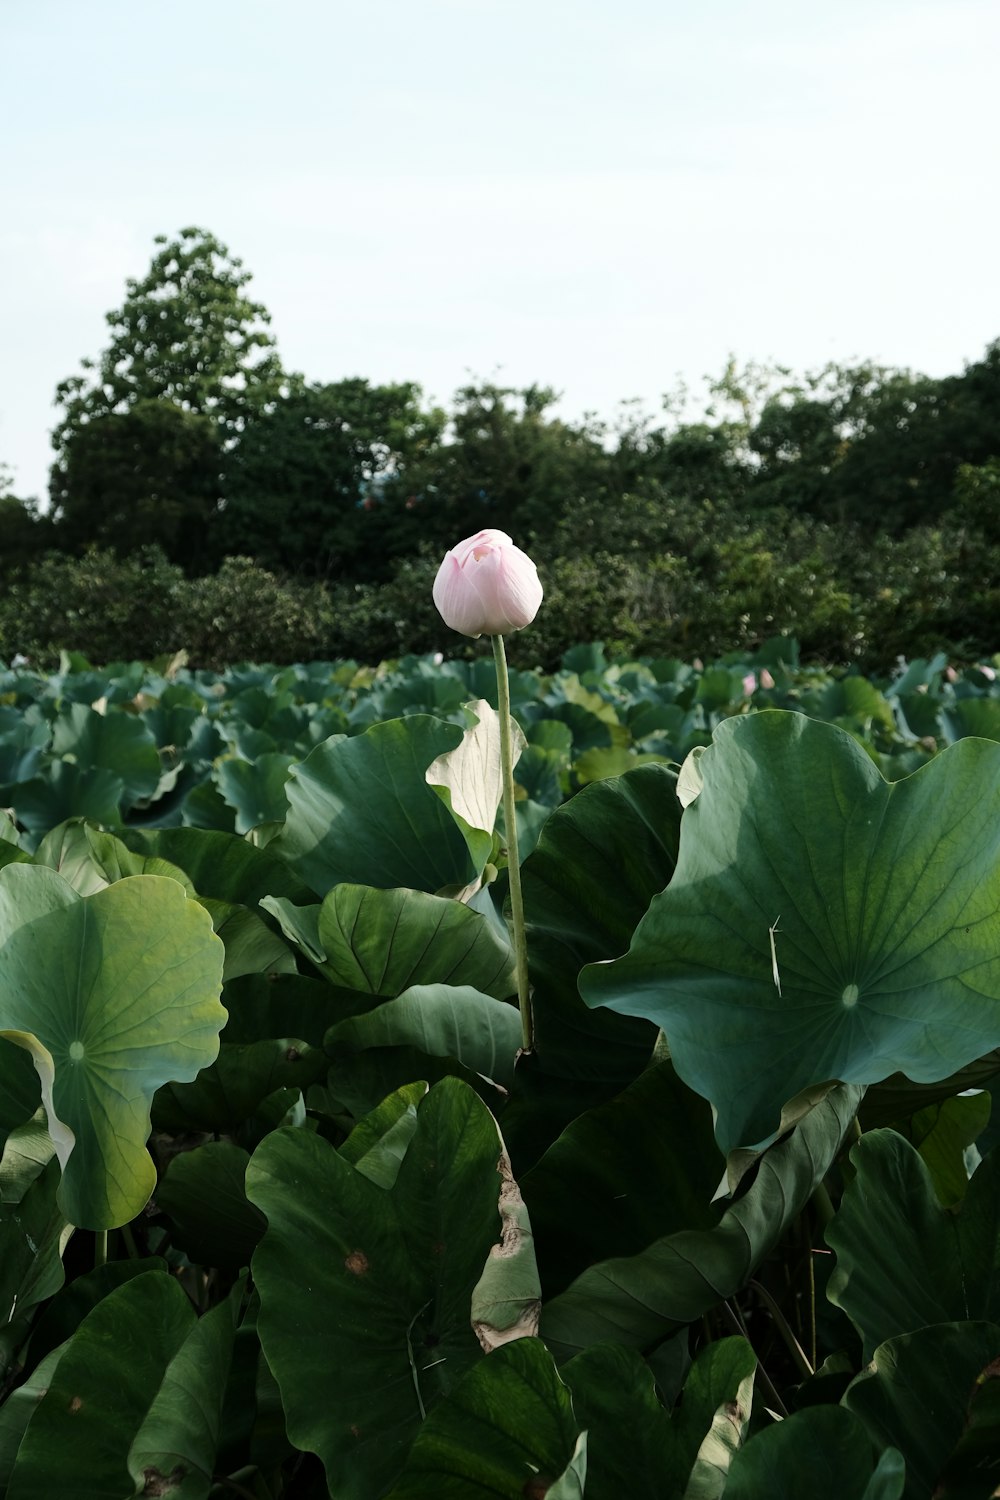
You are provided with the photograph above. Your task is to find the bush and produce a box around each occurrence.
[0,547,184,666]
[0,549,337,671]
[178,557,334,669]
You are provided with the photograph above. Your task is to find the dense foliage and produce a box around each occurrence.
[1,646,999,1495]
[2,228,999,669]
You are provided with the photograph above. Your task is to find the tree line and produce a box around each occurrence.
[2,226,999,667]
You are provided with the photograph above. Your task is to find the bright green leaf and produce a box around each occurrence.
[0,866,226,1228]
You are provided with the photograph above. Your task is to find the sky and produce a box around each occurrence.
[2,0,999,503]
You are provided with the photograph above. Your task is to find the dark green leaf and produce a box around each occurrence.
[245,1078,513,1499]
[827,1131,1000,1358]
[384,1337,582,1499]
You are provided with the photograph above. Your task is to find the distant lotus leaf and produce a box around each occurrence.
[0,865,226,1228]
[582,712,1000,1151]
[50,701,161,809]
[213,751,294,833]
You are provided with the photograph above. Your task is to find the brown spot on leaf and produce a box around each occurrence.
[284,1046,301,1063]
[350,1424,362,1439]
[345,1250,369,1275]
[523,1479,554,1499]
[724,1399,744,1423]
[143,1467,185,1496]
[68,1396,83,1413]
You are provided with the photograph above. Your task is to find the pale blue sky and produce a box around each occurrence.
[2,0,998,502]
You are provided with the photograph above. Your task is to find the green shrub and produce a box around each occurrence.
[0,549,336,671]
[0,547,184,666]
[178,556,333,669]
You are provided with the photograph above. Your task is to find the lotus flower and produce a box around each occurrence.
[432,529,543,638]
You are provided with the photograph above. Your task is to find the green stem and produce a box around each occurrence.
[721,1299,789,1418]
[749,1278,814,1379]
[94,1230,108,1269]
[491,633,533,1053]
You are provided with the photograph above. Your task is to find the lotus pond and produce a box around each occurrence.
[0,640,999,1498]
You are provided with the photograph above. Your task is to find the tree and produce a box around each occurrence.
[406,382,611,545]
[744,347,1000,531]
[217,379,445,580]
[0,464,52,579]
[54,400,223,570]
[50,226,284,563]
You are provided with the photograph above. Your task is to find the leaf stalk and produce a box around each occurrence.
[492,632,533,1053]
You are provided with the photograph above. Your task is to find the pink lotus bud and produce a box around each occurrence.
[432,529,543,638]
[742,672,757,696]
[760,667,775,690]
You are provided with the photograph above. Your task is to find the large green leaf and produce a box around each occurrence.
[34,821,195,896]
[25,1258,167,1372]
[0,1041,41,1155]
[504,763,680,1167]
[724,1407,905,1500]
[843,1322,1000,1500]
[273,716,477,897]
[0,865,226,1228]
[35,826,294,984]
[384,1337,583,1499]
[125,1285,241,1500]
[151,1037,328,1134]
[562,1338,755,1500]
[582,713,1000,1152]
[934,1360,1000,1498]
[900,1091,992,1207]
[14,763,124,842]
[117,825,313,908]
[826,1131,1000,1359]
[322,1041,509,1121]
[50,701,161,810]
[5,1270,195,1500]
[0,1342,68,1493]
[264,882,514,999]
[326,984,522,1090]
[560,1343,673,1500]
[0,1156,70,1378]
[200,898,297,983]
[339,1082,426,1189]
[155,1141,266,1271]
[245,1077,519,1499]
[213,751,294,834]
[521,1061,723,1297]
[522,761,680,1077]
[540,1083,861,1358]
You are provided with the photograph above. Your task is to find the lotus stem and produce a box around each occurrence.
[491,633,533,1053]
